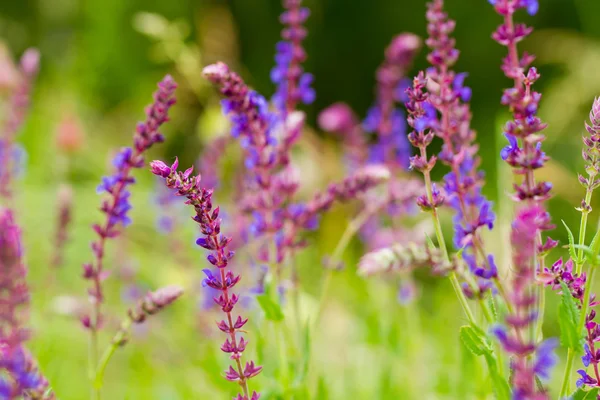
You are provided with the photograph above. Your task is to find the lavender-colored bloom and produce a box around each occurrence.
[271,0,314,114]
[0,209,53,398]
[151,159,261,399]
[422,0,498,292]
[203,63,282,237]
[83,75,176,330]
[490,1,551,204]
[493,206,555,397]
[127,286,184,324]
[364,33,421,171]
[0,48,40,200]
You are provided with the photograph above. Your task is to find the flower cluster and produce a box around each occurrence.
[424,0,498,289]
[490,0,550,203]
[0,48,40,201]
[405,72,442,211]
[364,33,421,170]
[0,209,52,398]
[202,62,281,238]
[127,286,184,325]
[493,206,557,398]
[270,0,315,115]
[358,241,449,277]
[151,159,262,400]
[83,75,177,330]
[578,98,600,232]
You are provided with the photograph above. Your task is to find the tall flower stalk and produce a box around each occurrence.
[0,208,54,398]
[493,206,557,399]
[271,0,315,116]
[405,71,476,325]
[82,75,176,397]
[151,159,262,400]
[424,0,502,302]
[576,98,600,274]
[0,48,39,202]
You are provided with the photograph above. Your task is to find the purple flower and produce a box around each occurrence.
[0,48,40,200]
[152,161,261,399]
[494,206,555,397]
[83,75,176,330]
[271,0,314,114]
[366,33,421,171]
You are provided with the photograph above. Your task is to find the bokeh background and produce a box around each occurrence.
[1,0,600,398]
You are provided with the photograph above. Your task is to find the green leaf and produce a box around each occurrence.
[483,353,511,400]
[256,294,284,321]
[570,387,600,400]
[459,325,510,400]
[563,220,580,263]
[459,325,492,356]
[558,281,583,351]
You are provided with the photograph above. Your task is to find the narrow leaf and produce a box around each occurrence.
[563,220,580,263]
[557,281,583,352]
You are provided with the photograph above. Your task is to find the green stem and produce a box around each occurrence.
[430,205,477,326]
[559,349,576,399]
[576,187,594,275]
[89,327,99,400]
[93,319,132,393]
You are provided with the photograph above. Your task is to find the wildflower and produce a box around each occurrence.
[365,33,421,170]
[151,159,262,399]
[490,1,551,203]
[424,0,497,290]
[0,48,40,200]
[0,209,53,398]
[83,75,176,330]
[271,0,314,115]
[127,286,184,324]
[493,206,556,397]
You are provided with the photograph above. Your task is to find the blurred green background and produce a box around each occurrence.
[2,0,600,398]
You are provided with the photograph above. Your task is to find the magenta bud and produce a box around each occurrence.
[150,160,171,177]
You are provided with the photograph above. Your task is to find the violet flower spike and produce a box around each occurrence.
[0,209,53,398]
[202,62,280,240]
[424,0,497,294]
[271,0,315,115]
[151,160,262,399]
[364,33,421,171]
[492,205,557,398]
[83,75,176,332]
[489,0,550,204]
[0,48,40,201]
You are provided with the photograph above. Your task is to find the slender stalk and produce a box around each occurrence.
[576,188,594,275]
[421,150,477,326]
[93,319,132,391]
